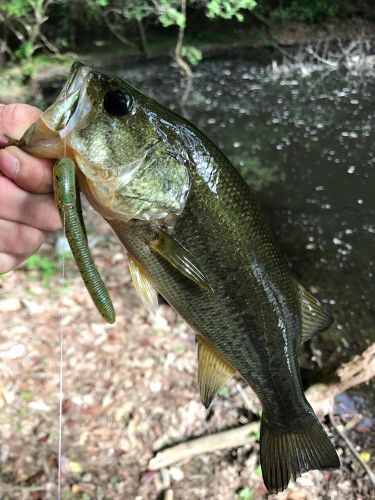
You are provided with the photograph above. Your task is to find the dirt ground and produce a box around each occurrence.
[0,203,374,499]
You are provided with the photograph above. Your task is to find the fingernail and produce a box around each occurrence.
[0,150,20,180]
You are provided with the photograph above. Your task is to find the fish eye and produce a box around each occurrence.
[103,89,132,116]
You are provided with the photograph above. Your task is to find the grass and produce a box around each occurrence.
[25,254,59,285]
[218,386,230,398]
[237,487,254,500]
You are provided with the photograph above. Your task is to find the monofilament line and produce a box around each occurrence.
[57,94,69,499]
[57,210,65,500]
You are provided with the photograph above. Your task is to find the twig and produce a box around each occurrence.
[0,483,47,493]
[149,422,259,470]
[329,412,375,488]
[305,46,338,67]
[102,8,134,47]
[235,383,260,416]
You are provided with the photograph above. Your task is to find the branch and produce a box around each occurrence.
[102,8,134,47]
[305,46,338,67]
[174,0,192,78]
[329,412,375,488]
[149,422,259,470]
[39,30,59,54]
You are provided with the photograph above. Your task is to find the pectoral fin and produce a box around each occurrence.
[299,284,333,343]
[149,229,213,291]
[128,253,158,315]
[197,336,236,408]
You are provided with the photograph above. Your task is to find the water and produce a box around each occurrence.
[41,57,375,434]
[115,61,374,340]
[115,59,375,420]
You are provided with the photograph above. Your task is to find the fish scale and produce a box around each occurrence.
[108,165,304,422]
[17,62,339,493]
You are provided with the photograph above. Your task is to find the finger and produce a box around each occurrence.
[0,252,25,275]
[0,103,41,147]
[0,147,54,194]
[0,218,45,257]
[0,176,61,231]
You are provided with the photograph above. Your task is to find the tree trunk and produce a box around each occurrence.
[174,0,192,78]
[137,19,149,58]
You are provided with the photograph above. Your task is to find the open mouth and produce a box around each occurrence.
[42,62,91,137]
[18,62,92,159]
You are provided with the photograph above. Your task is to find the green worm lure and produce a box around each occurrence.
[53,157,116,324]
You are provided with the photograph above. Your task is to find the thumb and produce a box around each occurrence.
[0,103,42,147]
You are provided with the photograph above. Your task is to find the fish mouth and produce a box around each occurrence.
[46,61,92,138]
[19,61,92,159]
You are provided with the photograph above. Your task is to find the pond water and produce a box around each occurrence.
[42,57,375,437]
[114,59,375,427]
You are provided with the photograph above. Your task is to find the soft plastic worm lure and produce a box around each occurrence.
[53,157,115,324]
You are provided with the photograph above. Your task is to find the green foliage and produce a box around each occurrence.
[78,494,91,500]
[206,0,257,21]
[275,0,339,21]
[157,1,186,28]
[173,344,186,355]
[181,45,202,65]
[257,0,351,23]
[218,386,230,397]
[0,0,367,79]
[19,390,33,402]
[0,0,55,65]
[0,0,31,18]
[26,254,58,284]
[14,41,34,63]
[236,487,253,500]
[122,0,152,22]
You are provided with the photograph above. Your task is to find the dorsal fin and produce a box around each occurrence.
[299,284,333,343]
[128,253,158,315]
[197,336,236,408]
[149,229,213,291]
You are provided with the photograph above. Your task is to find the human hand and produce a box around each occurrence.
[0,103,61,274]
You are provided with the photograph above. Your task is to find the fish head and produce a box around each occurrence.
[20,62,191,222]
[21,61,159,179]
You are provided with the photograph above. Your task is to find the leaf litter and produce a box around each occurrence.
[0,202,373,499]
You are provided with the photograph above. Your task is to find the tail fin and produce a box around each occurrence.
[260,414,340,494]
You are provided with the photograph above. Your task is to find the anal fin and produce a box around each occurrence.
[149,229,213,291]
[128,253,158,315]
[197,336,236,408]
[299,284,333,343]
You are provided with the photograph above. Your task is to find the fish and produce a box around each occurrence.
[16,61,340,493]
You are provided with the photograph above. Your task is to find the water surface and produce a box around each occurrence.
[116,59,374,418]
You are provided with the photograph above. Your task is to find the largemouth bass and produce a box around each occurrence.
[17,62,339,493]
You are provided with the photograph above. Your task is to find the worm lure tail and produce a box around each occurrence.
[53,157,116,324]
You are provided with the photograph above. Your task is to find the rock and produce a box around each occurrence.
[150,381,162,393]
[169,466,184,481]
[28,400,52,412]
[0,342,25,359]
[0,298,22,313]
[287,490,309,500]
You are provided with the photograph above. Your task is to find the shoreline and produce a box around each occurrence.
[1,16,375,104]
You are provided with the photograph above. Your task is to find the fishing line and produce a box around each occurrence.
[57,86,69,499]
[57,211,65,500]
